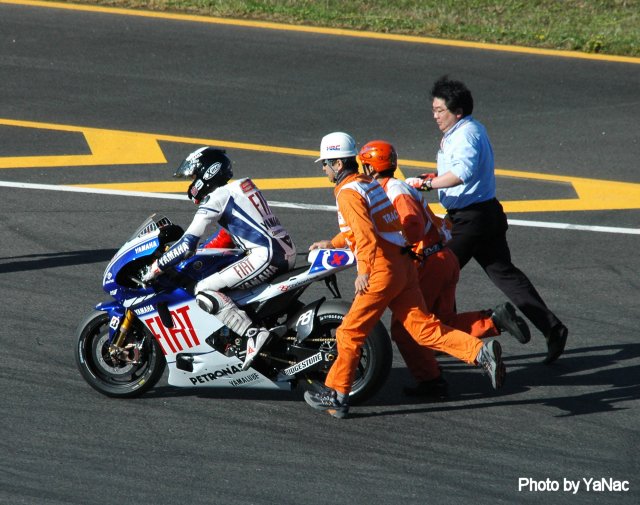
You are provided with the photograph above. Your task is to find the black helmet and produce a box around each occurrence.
[174,147,233,204]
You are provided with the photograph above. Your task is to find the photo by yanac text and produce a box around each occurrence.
[518,477,630,494]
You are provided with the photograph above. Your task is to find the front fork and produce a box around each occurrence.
[108,309,141,364]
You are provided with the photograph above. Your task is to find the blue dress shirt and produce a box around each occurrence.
[436,116,496,210]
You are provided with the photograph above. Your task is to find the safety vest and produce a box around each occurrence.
[382,177,451,254]
[384,178,434,235]
[336,174,407,249]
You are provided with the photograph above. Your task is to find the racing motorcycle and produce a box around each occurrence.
[75,213,392,404]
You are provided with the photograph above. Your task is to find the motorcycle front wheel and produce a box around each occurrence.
[74,310,166,398]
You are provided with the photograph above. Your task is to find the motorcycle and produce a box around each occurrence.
[75,213,392,404]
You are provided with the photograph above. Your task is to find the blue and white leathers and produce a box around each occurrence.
[159,178,296,293]
[191,178,296,292]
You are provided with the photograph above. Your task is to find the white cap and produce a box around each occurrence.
[315,132,358,162]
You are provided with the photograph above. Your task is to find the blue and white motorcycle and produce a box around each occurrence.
[75,214,392,404]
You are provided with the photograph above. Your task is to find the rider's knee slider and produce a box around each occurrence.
[196,290,253,337]
[196,292,220,314]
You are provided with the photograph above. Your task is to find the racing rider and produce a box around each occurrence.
[142,147,297,370]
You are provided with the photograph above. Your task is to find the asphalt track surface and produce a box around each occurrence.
[1,2,639,505]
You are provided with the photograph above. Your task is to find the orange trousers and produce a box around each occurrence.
[325,245,483,395]
[391,248,499,382]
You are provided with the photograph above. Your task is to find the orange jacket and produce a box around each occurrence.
[377,177,450,257]
[329,173,407,275]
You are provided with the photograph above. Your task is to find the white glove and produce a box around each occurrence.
[405,177,426,189]
[141,260,161,283]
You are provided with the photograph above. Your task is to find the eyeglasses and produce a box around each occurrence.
[322,160,335,167]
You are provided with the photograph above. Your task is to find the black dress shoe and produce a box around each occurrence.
[544,324,568,364]
[491,302,531,344]
[403,375,449,400]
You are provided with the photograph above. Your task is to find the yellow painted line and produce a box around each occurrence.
[487,169,640,211]
[2,0,639,65]
[73,177,640,215]
[0,118,311,168]
[3,117,640,213]
[0,116,407,175]
[75,172,640,214]
[0,119,167,167]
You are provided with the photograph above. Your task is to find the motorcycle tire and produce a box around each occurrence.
[75,310,166,398]
[315,299,392,405]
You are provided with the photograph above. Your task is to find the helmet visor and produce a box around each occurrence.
[173,158,199,179]
[174,147,209,178]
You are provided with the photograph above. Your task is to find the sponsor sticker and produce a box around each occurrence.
[282,352,323,376]
[240,179,256,192]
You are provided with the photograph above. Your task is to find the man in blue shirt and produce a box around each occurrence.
[407,76,568,364]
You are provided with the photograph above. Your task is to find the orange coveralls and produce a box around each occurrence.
[377,177,499,383]
[325,173,483,395]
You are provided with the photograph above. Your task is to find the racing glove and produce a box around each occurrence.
[141,260,162,283]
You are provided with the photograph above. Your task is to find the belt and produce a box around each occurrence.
[402,242,444,262]
[422,242,444,258]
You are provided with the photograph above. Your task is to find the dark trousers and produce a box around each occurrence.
[447,198,561,336]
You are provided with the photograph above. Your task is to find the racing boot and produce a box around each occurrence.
[242,327,272,371]
[304,386,349,419]
[491,302,531,344]
[475,340,506,389]
[196,290,272,369]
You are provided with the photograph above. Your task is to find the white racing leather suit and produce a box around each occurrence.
[157,178,296,339]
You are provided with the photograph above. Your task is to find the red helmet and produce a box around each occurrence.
[358,140,398,173]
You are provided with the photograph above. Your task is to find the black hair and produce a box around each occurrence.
[376,169,396,178]
[431,75,474,117]
[342,157,360,172]
[333,156,360,184]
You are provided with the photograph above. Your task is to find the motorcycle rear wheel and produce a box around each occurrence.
[75,311,166,398]
[313,300,392,405]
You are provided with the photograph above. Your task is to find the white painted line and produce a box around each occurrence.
[1,180,638,235]
[506,218,639,235]
[0,180,187,200]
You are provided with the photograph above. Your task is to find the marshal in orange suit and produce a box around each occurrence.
[303,132,506,419]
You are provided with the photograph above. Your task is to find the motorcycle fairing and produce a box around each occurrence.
[167,353,291,391]
[227,249,355,308]
[103,232,161,293]
[172,248,244,282]
[287,299,324,342]
[308,248,354,274]
[135,297,288,391]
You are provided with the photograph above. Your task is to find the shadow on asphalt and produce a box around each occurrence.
[353,342,640,418]
[0,248,117,273]
[137,343,639,419]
